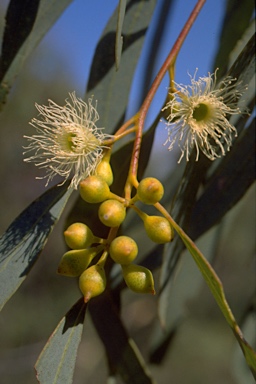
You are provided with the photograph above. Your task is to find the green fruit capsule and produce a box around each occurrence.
[79,175,110,203]
[137,177,164,205]
[98,199,126,227]
[96,159,113,186]
[57,248,98,277]
[122,264,155,294]
[79,264,106,302]
[109,236,138,265]
[64,222,95,249]
[144,215,174,244]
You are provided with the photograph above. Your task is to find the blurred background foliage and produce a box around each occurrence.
[0,0,255,383]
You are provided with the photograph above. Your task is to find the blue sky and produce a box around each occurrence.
[0,0,227,107]
[40,0,225,93]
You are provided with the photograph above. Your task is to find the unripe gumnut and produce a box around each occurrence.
[122,264,155,294]
[79,175,110,203]
[98,199,126,227]
[96,160,113,186]
[79,264,106,302]
[143,215,174,244]
[137,177,164,205]
[109,236,138,265]
[57,248,98,277]
[64,222,95,249]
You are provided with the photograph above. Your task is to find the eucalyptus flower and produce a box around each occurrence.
[163,70,246,162]
[24,92,112,189]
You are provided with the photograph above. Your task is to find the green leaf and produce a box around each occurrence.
[35,298,86,384]
[158,126,254,354]
[0,0,73,109]
[86,0,157,133]
[189,119,255,239]
[138,0,175,102]
[158,153,211,306]
[227,32,255,87]
[0,0,40,80]
[227,21,255,80]
[115,0,127,70]
[168,217,256,378]
[89,292,156,383]
[212,0,254,77]
[0,183,72,311]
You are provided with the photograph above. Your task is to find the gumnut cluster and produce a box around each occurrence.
[57,155,174,302]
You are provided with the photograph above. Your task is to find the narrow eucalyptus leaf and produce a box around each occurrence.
[86,0,157,133]
[0,183,72,311]
[227,21,255,76]
[0,0,40,80]
[115,0,127,70]
[227,32,255,87]
[189,120,255,239]
[138,0,175,103]
[35,298,86,384]
[170,219,256,378]
[90,293,156,384]
[0,0,73,109]
[158,120,255,333]
[213,0,254,77]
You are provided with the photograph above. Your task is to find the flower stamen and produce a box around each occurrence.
[162,69,247,162]
[23,93,113,189]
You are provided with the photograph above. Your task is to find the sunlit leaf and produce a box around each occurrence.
[227,21,255,78]
[0,0,73,109]
[86,0,157,133]
[35,298,86,384]
[227,32,255,88]
[115,0,127,70]
[0,0,40,80]
[0,183,73,311]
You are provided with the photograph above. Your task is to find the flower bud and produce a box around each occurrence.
[122,264,155,294]
[143,215,174,243]
[57,248,98,277]
[96,159,113,186]
[137,177,164,205]
[79,264,106,302]
[79,175,110,203]
[98,199,126,227]
[109,236,138,265]
[64,222,95,249]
